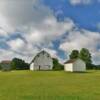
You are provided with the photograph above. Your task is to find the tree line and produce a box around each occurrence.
[0,48,100,70]
[9,48,99,70]
[69,48,100,69]
[11,58,30,70]
[0,57,64,71]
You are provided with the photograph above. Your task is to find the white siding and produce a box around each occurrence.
[30,63,34,70]
[73,59,86,72]
[64,63,73,72]
[64,59,86,72]
[30,51,53,71]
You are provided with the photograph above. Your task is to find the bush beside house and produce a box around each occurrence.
[0,63,1,70]
[52,58,64,70]
[11,58,29,70]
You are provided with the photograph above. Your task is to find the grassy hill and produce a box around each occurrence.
[0,70,100,100]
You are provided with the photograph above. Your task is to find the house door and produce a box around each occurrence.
[47,65,50,69]
[39,65,41,70]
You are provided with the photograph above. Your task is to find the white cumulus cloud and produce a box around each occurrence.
[59,29,100,64]
[69,0,92,5]
[0,0,75,62]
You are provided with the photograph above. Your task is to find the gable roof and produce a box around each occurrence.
[30,50,51,64]
[64,58,85,64]
[64,59,77,64]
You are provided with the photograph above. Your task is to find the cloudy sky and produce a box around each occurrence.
[0,0,100,64]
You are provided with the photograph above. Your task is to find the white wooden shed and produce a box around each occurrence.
[64,59,86,72]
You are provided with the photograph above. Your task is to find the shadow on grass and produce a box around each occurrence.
[64,70,94,74]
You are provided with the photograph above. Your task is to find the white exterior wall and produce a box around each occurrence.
[73,59,86,72]
[64,59,86,72]
[64,63,73,72]
[30,51,53,71]
[1,63,11,71]
[30,63,34,70]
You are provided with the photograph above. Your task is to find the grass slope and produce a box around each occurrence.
[0,70,100,100]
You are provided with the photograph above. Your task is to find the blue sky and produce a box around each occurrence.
[0,0,100,64]
[43,0,100,31]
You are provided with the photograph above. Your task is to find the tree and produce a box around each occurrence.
[52,58,64,70]
[79,48,92,69]
[94,65,100,70]
[68,48,93,69]
[79,48,92,64]
[69,50,79,59]
[11,58,29,70]
[0,63,1,70]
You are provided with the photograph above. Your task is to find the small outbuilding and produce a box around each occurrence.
[30,50,53,71]
[1,60,12,71]
[64,59,86,72]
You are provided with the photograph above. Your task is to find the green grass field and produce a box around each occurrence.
[0,70,100,100]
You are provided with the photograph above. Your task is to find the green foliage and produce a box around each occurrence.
[92,65,100,70]
[52,58,64,70]
[0,63,1,70]
[86,63,95,69]
[79,48,92,64]
[11,58,29,70]
[69,48,93,69]
[69,50,79,59]
[79,48,92,69]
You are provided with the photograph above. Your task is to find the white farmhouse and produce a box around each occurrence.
[30,50,53,71]
[1,60,11,71]
[64,59,86,72]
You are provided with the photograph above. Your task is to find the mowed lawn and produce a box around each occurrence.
[0,70,100,100]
